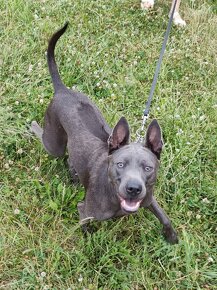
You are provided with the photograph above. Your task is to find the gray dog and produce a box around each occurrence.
[31,23,178,244]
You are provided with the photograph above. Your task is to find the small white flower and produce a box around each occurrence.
[199,115,206,121]
[156,107,160,111]
[196,214,201,220]
[8,160,13,165]
[175,114,180,119]
[111,93,115,97]
[14,208,20,215]
[187,211,192,217]
[133,60,138,65]
[15,101,19,105]
[28,65,33,72]
[186,142,191,145]
[96,83,100,87]
[39,99,44,104]
[192,115,196,119]
[207,257,214,263]
[171,177,176,183]
[34,14,39,20]
[40,271,46,278]
[4,163,10,169]
[176,128,183,135]
[35,166,40,172]
[202,198,210,204]
[92,61,95,65]
[113,83,117,88]
[78,275,83,282]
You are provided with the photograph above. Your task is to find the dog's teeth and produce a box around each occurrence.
[121,199,141,212]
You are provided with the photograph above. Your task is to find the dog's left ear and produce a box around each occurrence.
[108,117,130,154]
[145,119,163,159]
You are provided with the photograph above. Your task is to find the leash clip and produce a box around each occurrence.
[136,113,149,143]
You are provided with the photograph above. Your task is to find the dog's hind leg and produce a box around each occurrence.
[31,111,67,158]
[31,121,43,141]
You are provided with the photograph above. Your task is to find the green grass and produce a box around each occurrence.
[1,0,217,289]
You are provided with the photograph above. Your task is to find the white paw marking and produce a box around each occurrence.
[141,0,154,10]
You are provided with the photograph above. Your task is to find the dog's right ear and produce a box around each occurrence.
[108,117,130,154]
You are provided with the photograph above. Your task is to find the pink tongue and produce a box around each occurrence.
[121,199,141,212]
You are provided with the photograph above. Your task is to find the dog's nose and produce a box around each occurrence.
[126,181,142,197]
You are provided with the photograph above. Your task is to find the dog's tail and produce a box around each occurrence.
[47,22,69,92]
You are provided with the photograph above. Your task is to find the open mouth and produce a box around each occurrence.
[119,196,143,213]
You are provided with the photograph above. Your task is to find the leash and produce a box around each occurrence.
[136,0,178,142]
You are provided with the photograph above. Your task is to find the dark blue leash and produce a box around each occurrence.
[136,0,178,141]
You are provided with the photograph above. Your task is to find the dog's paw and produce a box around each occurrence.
[163,225,178,244]
[141,0,154,10]
[173,12,186,27]
[81,223,95,235]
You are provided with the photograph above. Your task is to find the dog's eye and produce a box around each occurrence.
[144,166,152,172]
[117,162,124,168]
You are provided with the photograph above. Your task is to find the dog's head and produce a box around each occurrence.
[108,117,163,213]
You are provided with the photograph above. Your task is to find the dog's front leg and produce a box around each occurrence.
[77,201,96,234]
[148,197,178,244]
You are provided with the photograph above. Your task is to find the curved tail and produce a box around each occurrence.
[47,22,69,92]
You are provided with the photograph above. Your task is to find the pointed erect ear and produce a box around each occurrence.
[145,119,163,159]
[108,117,130,154]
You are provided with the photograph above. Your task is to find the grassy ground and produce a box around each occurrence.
[1,0,217,289]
